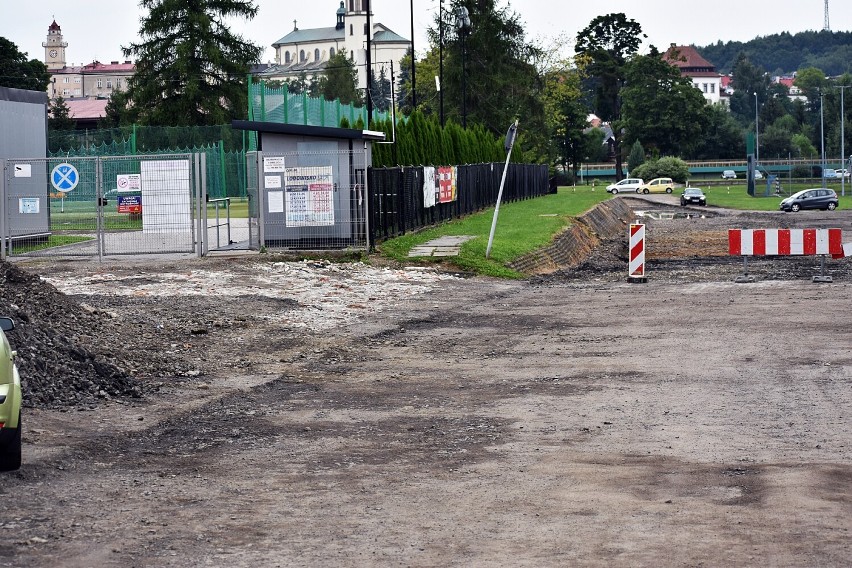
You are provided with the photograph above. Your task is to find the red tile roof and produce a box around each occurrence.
[664,45,716,71]
[65,98,109,119]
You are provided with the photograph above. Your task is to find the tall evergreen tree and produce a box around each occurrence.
[427,1,546,152]
[48,96,76,130]
[122,0,262,126]
[319,52,361,105]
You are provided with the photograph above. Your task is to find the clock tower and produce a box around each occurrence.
[43,20,68,70]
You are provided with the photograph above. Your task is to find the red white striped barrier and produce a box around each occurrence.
[628,223,646,281]
[728,228,842,257]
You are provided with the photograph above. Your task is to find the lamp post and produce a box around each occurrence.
[439,0,444,127]
[455,6,471,128]
[410,0,415,109]
[820,89,826,189]
[753,92,759,163]
[839,85,848,196]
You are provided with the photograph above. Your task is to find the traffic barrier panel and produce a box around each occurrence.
[728,228,842,256]
[628,223,646,283]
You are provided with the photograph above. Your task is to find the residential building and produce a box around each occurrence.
[256,1,409,91]
[42,20,135,100]
[664,44,724,105]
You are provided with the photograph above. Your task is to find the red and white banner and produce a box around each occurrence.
[629,223,645,278]
[728,228,842,256]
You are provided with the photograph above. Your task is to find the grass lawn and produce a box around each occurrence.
[378,187,610,278]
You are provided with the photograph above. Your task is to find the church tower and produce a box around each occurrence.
[42,20,68,71]
[343,0,371,90]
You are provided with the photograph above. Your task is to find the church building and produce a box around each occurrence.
[256,1,410,91]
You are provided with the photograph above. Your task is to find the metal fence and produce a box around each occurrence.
[368,163,550,245]
[0,154,215,259]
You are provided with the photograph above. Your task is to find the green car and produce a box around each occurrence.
[0,317,21,471]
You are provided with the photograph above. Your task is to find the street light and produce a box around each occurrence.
[753,92,759,163]
[839,85,849,196]
[820,89,826,189]
[455,6,471,128]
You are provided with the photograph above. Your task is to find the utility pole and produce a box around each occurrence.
[410,0,416,109]
[840,85,848,196]
[439,0,444,127]
[753,92,759,163]
[365,0,373,124]
[820,89,826,189]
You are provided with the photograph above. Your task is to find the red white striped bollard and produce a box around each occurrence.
[628,223,647,283]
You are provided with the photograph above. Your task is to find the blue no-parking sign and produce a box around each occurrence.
[51,163,79,192]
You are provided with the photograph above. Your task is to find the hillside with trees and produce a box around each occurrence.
[697,30,852,76]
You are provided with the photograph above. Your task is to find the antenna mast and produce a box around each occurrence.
[824,0,830,31]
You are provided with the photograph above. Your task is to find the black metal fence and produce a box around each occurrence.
[368,163,549,246]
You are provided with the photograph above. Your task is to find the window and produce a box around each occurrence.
[106,80,112,89]
[364,23,368,35]
[350,24,353,36]
[74,77,81,83]
[97,79,103,88]
[314,48,320,61]
[330,47,335,57]
[285,51,291,64]
[351,50,354,60]
[63,77,69,83]
[74,89,81,96]
[300,50,305,62]
[62,89,70,96]
[116,78,121,88]
[702,83,708,93]
[710,83,715,94]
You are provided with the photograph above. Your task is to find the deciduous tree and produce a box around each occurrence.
[575,13,645,179]
[0,37,50,92]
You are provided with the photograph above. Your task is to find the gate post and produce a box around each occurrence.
[0,159,6,260]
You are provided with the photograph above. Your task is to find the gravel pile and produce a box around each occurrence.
[0,261,143,408]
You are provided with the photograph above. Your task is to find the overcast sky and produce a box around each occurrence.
[5,0,851,67]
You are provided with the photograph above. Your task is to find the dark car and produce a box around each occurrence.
[680,187,707,206]
[779,188,839,212]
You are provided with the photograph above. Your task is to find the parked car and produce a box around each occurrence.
[721,170,737,179]
[779,188,838,212]
[754,170,764,180]
[0,317,21,471]
[822,168,838,179]
[606,178,643,194]
[680,187,707,206]
[837,168,850,179]
[637,177,674,194]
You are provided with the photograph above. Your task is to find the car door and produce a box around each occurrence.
[802,190,820,210]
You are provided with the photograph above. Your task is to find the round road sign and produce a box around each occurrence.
[51,163,80,192]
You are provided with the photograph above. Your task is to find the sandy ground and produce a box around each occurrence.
[2,198,852,567]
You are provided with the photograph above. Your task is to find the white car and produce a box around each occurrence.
[837,169,850,179]
[605,178,643,194]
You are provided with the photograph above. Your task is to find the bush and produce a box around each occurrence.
[632,156,690,183]
[791,165,811,178]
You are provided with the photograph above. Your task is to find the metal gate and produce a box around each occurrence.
[1,153,205,260]
[248,150,369,251]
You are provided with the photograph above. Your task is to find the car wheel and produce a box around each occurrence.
[791,204,800,212]
[666,188,672,194]
[0,412,21,471]
[680,200,686,206]
[827,202,837,210]
[611,188,618,194]
[642,189,649,194]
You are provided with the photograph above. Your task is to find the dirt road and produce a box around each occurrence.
[2,200,852,567]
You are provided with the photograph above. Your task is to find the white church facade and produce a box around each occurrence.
[256,1,410,91]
